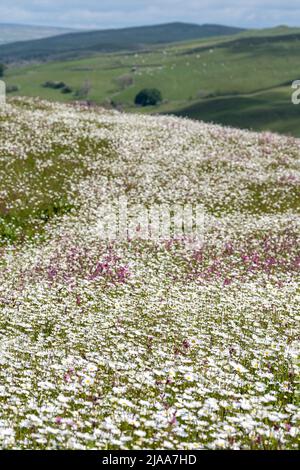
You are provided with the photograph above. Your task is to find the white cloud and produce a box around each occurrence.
[0,1,300,29]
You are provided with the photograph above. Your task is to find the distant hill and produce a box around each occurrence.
[0,24,75,46]
[0,22,245,63]
[6,24,300,136]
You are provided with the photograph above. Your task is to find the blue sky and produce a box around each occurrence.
[1,1,300,30]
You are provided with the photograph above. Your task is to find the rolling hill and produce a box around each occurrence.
[0,97,299,449]
[0,22,245,62]
[4,26,300,136]
[0,23,75,45]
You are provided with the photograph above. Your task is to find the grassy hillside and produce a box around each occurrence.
[0,22,245,62]
[0,23,75,45]
[3,26,300,136]
[0,97,299,449]
[171,87,300,135]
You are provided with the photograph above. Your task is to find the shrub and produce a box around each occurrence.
[42,81,66,89]
[6,85,20,93]
[134,88,162,107]
[42,81,53,88]
[61,86,73,94]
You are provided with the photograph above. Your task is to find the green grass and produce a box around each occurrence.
[171,87,300,136]
[0,102,112,244]
[4,26,300,136]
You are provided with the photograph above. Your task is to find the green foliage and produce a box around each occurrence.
[42,80,66,89]
[0,63,5,77]
[6,84,20,93]
[135,88,162,106]
[42,80,73,95]
[61,85,73,94]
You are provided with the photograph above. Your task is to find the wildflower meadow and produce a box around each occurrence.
[0,97,299,449]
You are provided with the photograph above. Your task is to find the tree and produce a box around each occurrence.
[0,64,6,78]
[75,80,92,99]
[114,74,134,91]
[134,88,162,107]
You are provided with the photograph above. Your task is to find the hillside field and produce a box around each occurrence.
[0,97,299,449]
[0,22,244,62]
[3,26,300,136]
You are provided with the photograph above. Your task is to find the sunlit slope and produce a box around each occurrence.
[4,27,300,136]
[0,98,299,449]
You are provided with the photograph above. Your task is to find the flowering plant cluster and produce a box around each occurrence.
[0,97,299,449]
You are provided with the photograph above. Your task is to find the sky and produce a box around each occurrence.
[1,0,300,30]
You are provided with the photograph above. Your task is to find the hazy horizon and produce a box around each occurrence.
[0,20,297,32]
[1,1,300,30]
